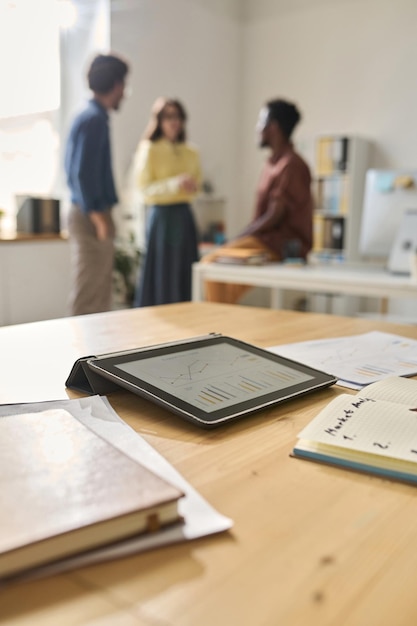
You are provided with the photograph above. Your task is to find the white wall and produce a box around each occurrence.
[60,0,110,222]
[239,0,417,228]
[110,0,242,238]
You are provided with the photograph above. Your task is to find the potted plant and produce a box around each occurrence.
[113,232,141,307]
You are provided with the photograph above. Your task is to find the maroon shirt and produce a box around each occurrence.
[253,146,313,259]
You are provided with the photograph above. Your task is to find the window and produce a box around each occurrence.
[0,1,79,231]
[0,0,61,119]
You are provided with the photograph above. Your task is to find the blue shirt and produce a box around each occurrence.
[65,99,118,213]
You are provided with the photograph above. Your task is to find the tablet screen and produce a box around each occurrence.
[116,342,314,413]
[87,335,336,426]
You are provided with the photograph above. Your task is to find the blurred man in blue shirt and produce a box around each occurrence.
[65,53,129,315]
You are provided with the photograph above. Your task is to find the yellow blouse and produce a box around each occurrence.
[134,138,202,205]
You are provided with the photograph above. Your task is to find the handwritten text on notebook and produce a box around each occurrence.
[299,394,417,462]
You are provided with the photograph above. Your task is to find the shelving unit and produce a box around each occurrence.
[312,135,370,263]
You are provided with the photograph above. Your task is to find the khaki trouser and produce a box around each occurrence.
[68,205,115,316]
[201,235,279,304]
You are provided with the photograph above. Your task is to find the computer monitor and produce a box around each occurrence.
[387,209,417,275]
[359,169,417,259]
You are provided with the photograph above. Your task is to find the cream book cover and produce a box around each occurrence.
[0,409,184,579]
[214,248,269,265]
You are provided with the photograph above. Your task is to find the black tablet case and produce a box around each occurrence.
[65,355,121,395]
[65,336,337,425]
[66,335,221,395]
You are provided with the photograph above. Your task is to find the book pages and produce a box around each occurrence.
[358,375,417,405]
[298,392,417,462]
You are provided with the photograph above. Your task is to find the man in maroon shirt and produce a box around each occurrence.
[202,98,314,303]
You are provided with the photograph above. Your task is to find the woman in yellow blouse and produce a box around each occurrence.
[133,97,202,306]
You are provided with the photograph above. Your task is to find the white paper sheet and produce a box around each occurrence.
[268,331,417,389]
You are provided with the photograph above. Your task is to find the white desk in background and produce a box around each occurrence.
[192,261,417,312]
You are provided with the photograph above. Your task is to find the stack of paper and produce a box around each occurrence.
[269,331,417,390]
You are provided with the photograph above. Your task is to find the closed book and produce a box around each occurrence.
[339,174,349,214]
[293,376,417,485]
[214,248,269,265]
[322,176,340,213]
[339,137,349,172]
[331,138,343,171]
[316,137,334,175]
[313,214,324,251]
[0,409,184,579]
[322,218,334,249]
[330,217,344,250]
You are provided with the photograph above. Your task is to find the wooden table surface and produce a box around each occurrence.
[1,302,417,626]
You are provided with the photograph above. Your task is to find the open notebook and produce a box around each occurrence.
[293,376,417,485]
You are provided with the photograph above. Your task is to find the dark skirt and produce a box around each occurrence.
[134,203,199,307]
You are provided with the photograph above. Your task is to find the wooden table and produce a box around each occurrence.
[2,302,417,626]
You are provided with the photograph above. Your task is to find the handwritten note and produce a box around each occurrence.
[298,393,417,463]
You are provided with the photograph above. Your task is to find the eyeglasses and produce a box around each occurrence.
[162,113,182,121]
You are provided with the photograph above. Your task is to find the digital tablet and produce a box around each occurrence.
[85,334,337,428]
